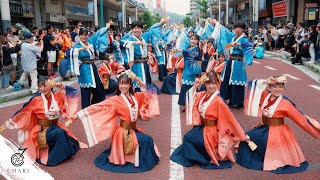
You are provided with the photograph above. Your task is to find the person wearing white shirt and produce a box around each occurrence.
[19,33,43,94]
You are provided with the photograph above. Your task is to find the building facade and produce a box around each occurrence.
[0,0,145,33]
[190,0,198,14]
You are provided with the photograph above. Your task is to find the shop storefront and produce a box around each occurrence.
[258,0,272,26]
[271,0,287,25]
[65,2,94,28]
[236,2,250,25]
[9,0,34,30]
[304,3,319,26]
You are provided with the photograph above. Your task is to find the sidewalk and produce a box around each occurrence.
[0,60,103,104]
[264,51,320,74]
[0,76,64,104]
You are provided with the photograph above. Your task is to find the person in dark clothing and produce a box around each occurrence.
[307,25,318,64]
[42,24,60,76]
[293,34,310,64]
[1,35,21,88]
[69,25,78,42]
[287,23,295,46]
[279,39,296,60]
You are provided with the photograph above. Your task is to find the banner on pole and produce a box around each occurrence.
[88,2,94,16]
[118,12,123,22]
[259,0,267,10]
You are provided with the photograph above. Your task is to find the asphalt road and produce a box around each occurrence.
[0,57,320,179]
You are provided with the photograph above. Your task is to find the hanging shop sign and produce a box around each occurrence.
[49,13,67,23]
[23,3,34,18]
[272,0,287,17]
[10,1,23,17]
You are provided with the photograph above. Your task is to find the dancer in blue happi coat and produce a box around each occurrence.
[67,20,113,108]
[121,17,171,91]
[112,33,130,70]
[211,19,253,109]
[176,25,202,108]
[152,39,167,81]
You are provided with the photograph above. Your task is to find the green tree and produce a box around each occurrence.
[153,13,161,24]
[197,0,209,19]
[141,10,154,29]
[183,17,195,27]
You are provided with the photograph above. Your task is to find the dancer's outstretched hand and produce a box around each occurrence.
[0,125,6,134]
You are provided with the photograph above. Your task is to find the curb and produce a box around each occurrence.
[265,51,320,75]
[0,60,102,104]
[0,77,63,104]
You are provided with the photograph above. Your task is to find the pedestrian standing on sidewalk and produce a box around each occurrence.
[42,25,60,77]
[316,24,320,61]
[295,22,306,53]
[6,27,20,85]
[19,33,43,94]
[0,35,21,89]
[307,25,318,64]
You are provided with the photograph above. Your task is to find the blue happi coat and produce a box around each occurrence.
[112,40,129,64]
[152,39,166,65]
[177,31,201,85]
[67,27,109,88]
[211,22,253,86]
[121,23,162,88]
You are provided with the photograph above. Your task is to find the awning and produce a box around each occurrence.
[305,3,318,8]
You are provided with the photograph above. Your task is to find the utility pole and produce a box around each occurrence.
[93,0,98,27]
[252,0,259,36]
[218,0,221,22]
[100,0,104,26]
[122,0,126,30]
[0,0,11,33]
[226,0,229,25]
[135,5,138,21]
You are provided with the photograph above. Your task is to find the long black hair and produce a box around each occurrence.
[131,21,144,29]
[115,74,134,95]
[190,34,200,41]
[79,28,89,36]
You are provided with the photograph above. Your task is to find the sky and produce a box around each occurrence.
[153,0,190,15]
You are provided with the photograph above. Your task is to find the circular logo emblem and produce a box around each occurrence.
[11,153,24,167]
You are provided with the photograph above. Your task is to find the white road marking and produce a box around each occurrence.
[283,74,301,80]
[264,66,277,70]
[309,85,320,91]
[253,60,261,64]
[169,95,184,180]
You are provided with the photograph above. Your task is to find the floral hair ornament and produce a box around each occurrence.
[108,54,115,63]
[199,73,209,83]
[116,70,137,80]
[267,75,287,85]
[45,78,57,88]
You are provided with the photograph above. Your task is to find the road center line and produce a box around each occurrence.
[283,74,301,80]
[169,95,184,180]
[309,85,320,91]
[264,66,277,70]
